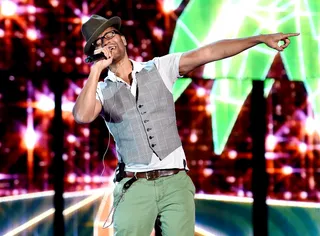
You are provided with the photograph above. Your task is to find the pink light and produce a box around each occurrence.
[196,87,206,97]
[67,173,76,183]
[162,0,175,13]
[300,191,308,199]
[203,168,213,177]
[81,15,89,24]
[205,104,214,115]
[24,127,38,150]
[226,176,236,183]
[266,134,277,151]
[228,150,237,159]
[75,57,82,65]
[127,20,134,26]
[75,87,82,95]
[35,94,55,111]
[73,9,81,15]
[152,27,163,40]
[67,134,76,143]
[282,166,293,175]
[0,29,4,37]
[298,142,307,153]
[82,128,90,137]
[190,132,198,143]
[27,5,36,14]
[265,152,277,160]
[284,191,292,200]
[52,48,60,55]
[62,154,68,161]
[135,56,143,62]
[92,176,101,183]
[12,189,19,195]
[84,152,90,160]
[128,43,134,49]
[305,117,315,135]
[59,56,66,63]
[61,101,74,112]
[26,29,37,41]
[1,0,18,17]
[49,0,59,7]
[237,190,245,197]
[84,175,91,183]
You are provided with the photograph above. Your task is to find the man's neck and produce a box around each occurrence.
[109,56,133,85]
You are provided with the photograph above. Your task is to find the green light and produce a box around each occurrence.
[173,78,192,102]
[170,0,320,154]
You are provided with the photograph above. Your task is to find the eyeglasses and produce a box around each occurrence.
[92,30,121,48]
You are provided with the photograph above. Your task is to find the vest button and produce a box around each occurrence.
[138,105,143,108]
[149,136,154,139]
[151,144,156,147]
[141,111,146,115]
[144,120,149,123]
[147,128,152,131]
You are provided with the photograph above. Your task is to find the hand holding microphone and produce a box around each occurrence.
[85,46,114,65]
[88,47,114,72]
[85,52,106,63]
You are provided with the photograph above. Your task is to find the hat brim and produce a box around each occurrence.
[84,16,121,55]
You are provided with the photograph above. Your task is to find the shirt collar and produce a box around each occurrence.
[105,59,144,82]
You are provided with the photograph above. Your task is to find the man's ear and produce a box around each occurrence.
[121,36,127,46]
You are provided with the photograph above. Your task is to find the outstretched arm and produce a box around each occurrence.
[179,33,300,75]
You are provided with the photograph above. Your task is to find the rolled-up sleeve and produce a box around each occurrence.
[96,81,106,105]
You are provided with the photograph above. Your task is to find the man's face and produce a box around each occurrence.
[93,27,127,62]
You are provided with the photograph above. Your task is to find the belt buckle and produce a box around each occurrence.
[146,170,158,180]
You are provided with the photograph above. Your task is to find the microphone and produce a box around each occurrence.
[85,52,106,64]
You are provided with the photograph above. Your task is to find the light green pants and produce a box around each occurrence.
[113,171,195,236]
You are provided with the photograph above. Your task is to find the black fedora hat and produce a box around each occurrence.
[81,14,121,55]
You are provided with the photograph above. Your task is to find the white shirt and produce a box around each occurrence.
[96,53,188,172]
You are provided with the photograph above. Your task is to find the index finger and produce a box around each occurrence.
[283,33,300,38]
[94,48,103,54]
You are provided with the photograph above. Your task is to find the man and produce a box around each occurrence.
[73,14,299,236]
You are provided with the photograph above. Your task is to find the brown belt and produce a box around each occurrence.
[125,169,184,180]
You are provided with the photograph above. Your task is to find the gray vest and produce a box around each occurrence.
[100,61,182,165]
